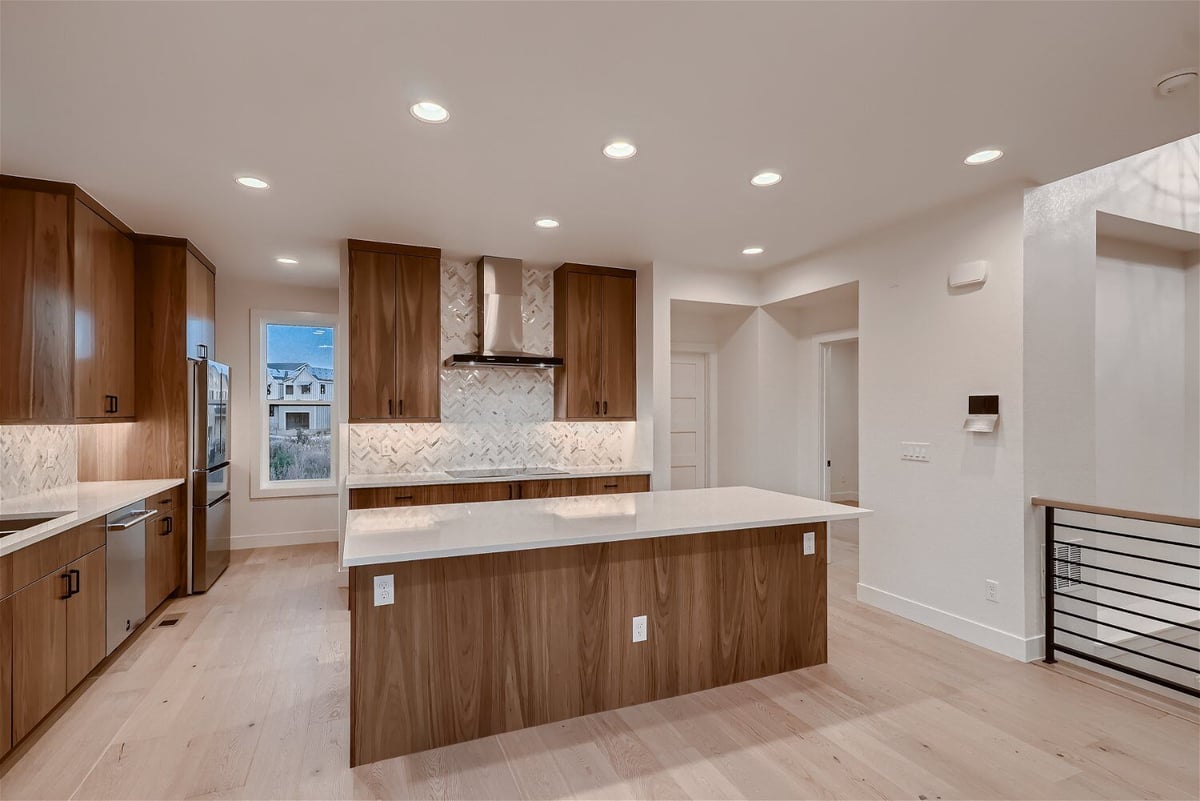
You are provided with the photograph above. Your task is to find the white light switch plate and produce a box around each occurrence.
[803,531,815,555]
[373,574,394,606]
[632,615,647,643]
[901,441,931,462]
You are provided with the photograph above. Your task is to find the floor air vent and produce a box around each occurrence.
[154,615,183,628]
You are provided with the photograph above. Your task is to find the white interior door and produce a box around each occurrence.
[671,352,708,489]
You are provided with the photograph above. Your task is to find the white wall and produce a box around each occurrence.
[1094,236,1195,516]
[1024,135,1200,641]
[827,339,859,502]
[762,184,1031,659]
[1185,250,1199,515]
[217,275,340,549]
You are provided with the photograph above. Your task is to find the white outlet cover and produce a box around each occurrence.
[803,531,815,555]
[632,615,647,643]
[373,574,395,606]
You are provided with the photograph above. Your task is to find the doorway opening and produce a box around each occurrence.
[819,336,860,506]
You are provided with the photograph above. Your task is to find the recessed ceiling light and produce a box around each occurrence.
[964,148,1004,165]
[410,101,449,123]
[535,218,560,229]
[742,246,764,255]
[603,141,637,160]
[276,257,299,265]
[750,171,782,187]
[235,176,270,190]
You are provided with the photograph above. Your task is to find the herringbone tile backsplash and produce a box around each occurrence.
[0,424,78,502]
[348,260,633,474]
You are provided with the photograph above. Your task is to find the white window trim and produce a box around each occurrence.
[250,309,339,499]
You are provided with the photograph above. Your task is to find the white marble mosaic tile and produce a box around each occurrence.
[0,425,78,501]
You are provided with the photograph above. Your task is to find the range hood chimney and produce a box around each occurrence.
[443,256,563,369]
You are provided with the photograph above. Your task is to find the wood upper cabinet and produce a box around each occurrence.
[185,251,216,360]
[12,569,68,742]
[74,200,136,419]
[0,184,74,423]
[348,240,441,423]
[553,264,637,421]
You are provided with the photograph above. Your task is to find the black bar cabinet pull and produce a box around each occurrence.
[69,568,80,595]
[61,573,72,599]
[594,401,600,415]
[603,400,608,415]
[398,399,403,416]
[161,516,173,536]
[388,399,393,416]
[394,494,413,502]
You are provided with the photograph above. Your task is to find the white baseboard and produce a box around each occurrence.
[230,528,338,550]
[857,582,1041,662]
[830,491,860,503]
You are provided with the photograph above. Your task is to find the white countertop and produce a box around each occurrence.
[342,486,870,567]
[345,465,651,489]
[0,479,185,557]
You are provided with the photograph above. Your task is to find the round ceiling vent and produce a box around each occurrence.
[1156,68,1198,97]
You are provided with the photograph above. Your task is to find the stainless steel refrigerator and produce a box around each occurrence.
[191,359,231,591]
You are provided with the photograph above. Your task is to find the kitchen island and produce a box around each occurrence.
[344,486,869,766]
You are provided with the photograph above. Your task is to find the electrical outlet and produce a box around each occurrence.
[803,530,816,555]
[373,574,395,606]
[901,442,931,462]
[632,615,647,643]
[985,579,999,603]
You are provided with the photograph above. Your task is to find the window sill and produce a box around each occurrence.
[251,480,338,500]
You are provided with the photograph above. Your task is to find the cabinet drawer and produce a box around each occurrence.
[147,485,184,513]
[9,517,105,594]
[348,474,651,510]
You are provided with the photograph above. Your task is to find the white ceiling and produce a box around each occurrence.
[2,1,1197,288]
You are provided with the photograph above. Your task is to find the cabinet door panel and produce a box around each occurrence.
[12,570,68,741]
[395,255,441,420]
[0,597,11,759]
[74,201,135,419]
[186,252,216,360]
[0,188,73,422]
[599,275,637,419]
[65,546,106,689]
[146,512,179,611]
[348,250,398,421]
[559,271,604,419]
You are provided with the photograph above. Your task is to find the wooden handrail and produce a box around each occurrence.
[1031,497,1200,528]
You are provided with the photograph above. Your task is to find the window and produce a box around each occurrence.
[251,310,337,498]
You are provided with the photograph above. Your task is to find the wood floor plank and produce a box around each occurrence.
[0,537,1195,801]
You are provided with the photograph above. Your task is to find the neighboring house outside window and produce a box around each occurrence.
[253,312,337,498]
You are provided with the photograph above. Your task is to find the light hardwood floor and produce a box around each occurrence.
[1,531,1197,800]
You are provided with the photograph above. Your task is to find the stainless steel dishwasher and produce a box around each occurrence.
[106,501,154,654]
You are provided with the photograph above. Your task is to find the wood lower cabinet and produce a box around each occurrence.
[554,264,637,421]
[0,183,74,423]
[12,569,69,742]
[146,507,181,611]
[0,596,12,759]
[74,199,136,419]
[349,474,651,510]
[64,547,106,689]
[348,240,441,423]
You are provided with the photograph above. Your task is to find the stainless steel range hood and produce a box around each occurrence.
[443,256,563,369]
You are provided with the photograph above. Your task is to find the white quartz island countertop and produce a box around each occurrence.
[0,479,184,557]
[343,486,870,567]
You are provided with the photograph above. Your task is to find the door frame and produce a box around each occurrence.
[815,329,858,502]
[670,344,718,489]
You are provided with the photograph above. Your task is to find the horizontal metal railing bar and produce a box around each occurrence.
[1052,574,1200,611]
[1052,557,1200,592]
[1055,594,1200,633]
[1052,644,1200,699]
[1053,522,1200,548]
[1053,539,1199,569]
[1032,497,1200,528]
[1052,608,1200,653]
[1053,627,1200,674]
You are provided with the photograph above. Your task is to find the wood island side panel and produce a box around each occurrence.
[349,522,827,765]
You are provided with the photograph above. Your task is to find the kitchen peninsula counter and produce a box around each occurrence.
[347,486,870,766]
